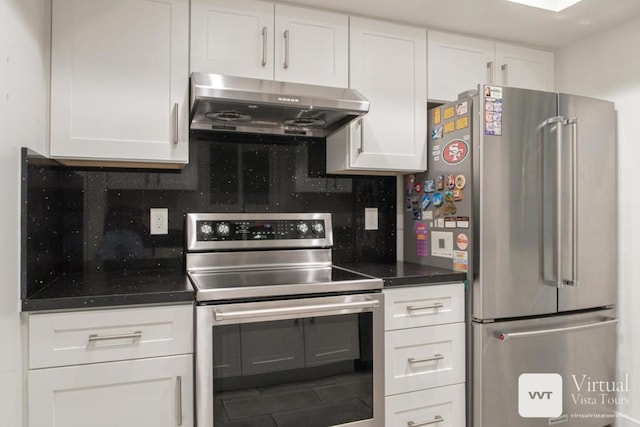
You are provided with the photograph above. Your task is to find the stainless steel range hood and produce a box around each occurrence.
[190,73,369,138]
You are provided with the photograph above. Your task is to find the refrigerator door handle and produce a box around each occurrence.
[495,317,617,341]
[563,117,579,287]
[539,116,565,288]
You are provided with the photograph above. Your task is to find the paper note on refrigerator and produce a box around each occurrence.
[431,231,453,258]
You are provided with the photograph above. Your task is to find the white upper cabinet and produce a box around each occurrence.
[191,0,348,87]
[428,30,555,102]
[50,0,189,165]
[274,5,348,87]
[494,42,555,91]
[327,17,427,174]
[190,0,274,80]
[428,31,494,102]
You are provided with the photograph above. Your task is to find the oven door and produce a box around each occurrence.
[196,293,384,427]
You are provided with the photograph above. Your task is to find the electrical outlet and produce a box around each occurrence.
[150,208,168,235]
[365,207,378,231]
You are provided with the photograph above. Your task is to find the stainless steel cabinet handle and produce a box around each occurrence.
[501,63,508,86]
[408,415,444,426]
[565,117,579,287]
[176,376,183,426]
[87,331,142,342]
[407,303,444,311]
[496,318,618,341]
[283,29,290,69]
[486,61,494,84]
[214,299,379,321]
[173,103,179,144]
[356,118,364,154]
[261,27,268,67]
[408,354,444,364]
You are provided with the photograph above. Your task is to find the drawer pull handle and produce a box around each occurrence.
[408,354,444,364]
[408,415,444,426]
[87,331,142,342]
[407,303,443,312]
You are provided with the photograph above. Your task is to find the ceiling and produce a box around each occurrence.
[281,0,640,49]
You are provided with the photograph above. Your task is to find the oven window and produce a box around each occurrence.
[212,312,373,427]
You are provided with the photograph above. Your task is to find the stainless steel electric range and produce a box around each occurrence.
[186,213,384,427]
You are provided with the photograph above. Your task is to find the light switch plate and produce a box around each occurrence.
[365,207,378,231]
[150,208,168,235]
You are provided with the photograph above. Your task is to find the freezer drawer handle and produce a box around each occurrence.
[406,303,444,312]
[408,354,444,364]
[408,415,444,426]
[496,318,617,341]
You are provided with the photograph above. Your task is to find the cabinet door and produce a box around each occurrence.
[495,43,555,91]
[349,18,427,172]
[240,319,305,375]
[274,5,348,87]
[29,355,193,427]
[303,314,360,366]
[385,384,465,427]
[190,0,274,79]
[50,0,189,164]
[427,31,494,102]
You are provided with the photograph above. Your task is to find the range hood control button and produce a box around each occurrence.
[297,223,309,235]
[311,222,324,234]
[216,223,231,237]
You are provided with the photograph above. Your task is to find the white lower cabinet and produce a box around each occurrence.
[383,283,466,426]
[385,383,465,427]
[27,304,194,427]
[28,355,193,427]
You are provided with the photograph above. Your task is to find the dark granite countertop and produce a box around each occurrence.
[336,261,467,288]
[22,269,194,312]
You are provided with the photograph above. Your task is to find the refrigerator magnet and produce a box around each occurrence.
[414,183,422,193]
[415,222,428,257]
[444,191,454,202]
[456,233,469,250]
[436,175,445,190]
[453,188,463,201]
[433,108,441,125]
[446,174,455,189]
[421,194,431,210]
[434,208,441,218]
[433,192,444,207]
[455,174,466,189]
[453,250,468,272]
[422,210,434,220]
[424,179,435,193]
[444,106,455,120]
[431,126,443,140]
[456,101,468,116]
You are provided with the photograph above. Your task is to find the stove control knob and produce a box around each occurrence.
[216,223,230,237]
[311,222,324,234]
[297,223,309,235]
[200,223,213,235]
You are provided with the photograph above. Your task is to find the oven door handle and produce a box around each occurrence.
[213,299,379,321]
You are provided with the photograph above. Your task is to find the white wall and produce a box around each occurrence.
[558,16,640,427]
[0,0,50,425]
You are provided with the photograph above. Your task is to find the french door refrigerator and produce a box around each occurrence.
[403,85,617,426]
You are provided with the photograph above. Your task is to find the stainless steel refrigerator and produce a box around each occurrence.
[404,85,617,426]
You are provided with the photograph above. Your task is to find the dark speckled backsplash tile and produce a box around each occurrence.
[21,136,396,299]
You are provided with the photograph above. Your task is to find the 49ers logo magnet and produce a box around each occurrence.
[442,140,469,165]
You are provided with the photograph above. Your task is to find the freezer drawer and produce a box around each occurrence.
[473,309,616,427]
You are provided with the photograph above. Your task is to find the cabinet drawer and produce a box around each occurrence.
[29,304,193,369]
[384,283,464,331]
[385,383,465,427]
[385,322,465,396]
